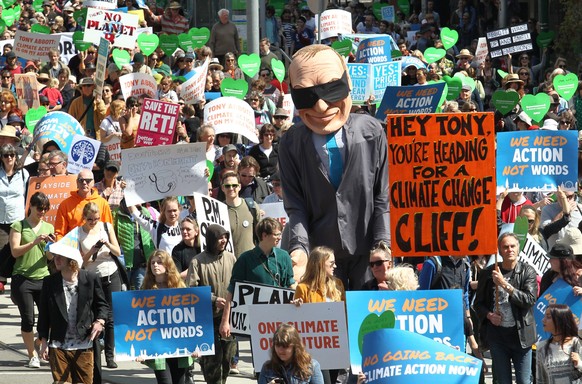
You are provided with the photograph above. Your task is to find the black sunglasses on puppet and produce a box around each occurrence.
[290,71,350,109]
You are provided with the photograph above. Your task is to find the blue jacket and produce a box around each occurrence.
[259,359,324,384]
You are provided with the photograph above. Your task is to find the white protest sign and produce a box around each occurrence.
[282,93,296,118]
[120,143,207,206]
[85,8,139,49]
[53,33,79,65]
[231,281,295,335]
[105,137,121,162]
[204,97,259,143]
[94,37,110,98]
[406,30,418,47]
[66,134,101,174]
[316,10,352,40]
[520,233,550,276]
[249,302,350,371]
[474,37,489,66]
[193,193,234,253]
[119,72,158,100]
[13,31,61,62]
[179,58,209,104]
[261,202,288,247]
[84,0,117,9]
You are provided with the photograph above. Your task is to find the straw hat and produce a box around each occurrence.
[0,125,20,142]
[556,227,582,255]
[456,49,474,59]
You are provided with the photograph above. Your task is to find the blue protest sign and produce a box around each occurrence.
[375,82,446,119]
[112,286,215,361]
[371,61,401,104]
[399,55,427,70]
[381,6,395,22]
[346,289,464,372]
[362,329,482,384]
[32,111,85,155]
[534,278,582,342]
[356,36,393,64]
[496,130,578,193]
[340,33,398,60]
[347,63,371,105]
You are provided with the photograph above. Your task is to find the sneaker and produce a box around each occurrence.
[27,356,41,368]
[229,364,240,374]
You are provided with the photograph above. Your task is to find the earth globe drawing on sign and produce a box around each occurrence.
[71,140,96,165]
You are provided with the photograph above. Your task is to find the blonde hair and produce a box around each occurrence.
[385,265,418,290]
[300,246,343,302]
[158,196,181,225]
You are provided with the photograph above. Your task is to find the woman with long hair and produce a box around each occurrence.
[57,67,74,112]
[222,52,244,80]
[518,205,542,245]
[129,196,182,254]
[536,304,582,383]
[259,323,324,384]
[0,90,17,126]
[248,124,278,180]
[9,192,53,368]
[362,242,393,290]
[540,242,582,296]
[100,99,125,147]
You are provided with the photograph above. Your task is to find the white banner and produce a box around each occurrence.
[204,97,259,143]
[66,134,101,174]
[54,33,79,65]
[13,31,61,62]
[474,37,489,66]
[85,8,139,49]
[316,10,352,40]
[84,0,117,9]
[231,281,294,336]
[120,143,207,206]
[193,193,234,254]
[179,58,209,105]
[249,302,350,371]
[119,72,158,100]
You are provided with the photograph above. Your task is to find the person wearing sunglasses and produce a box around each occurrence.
[278,44,389,288]
[362,242,393,290]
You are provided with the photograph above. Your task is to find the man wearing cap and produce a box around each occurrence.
[144,1,188,35]
[132,52,153,76]
[209,9,240,65]
[95,161,125,211]
[2,51,22,75]
[68,77,107,140]
[41,0,57,25]
[176,52,196,80]
[474,232,537,384]
[263,172,283,203]
[279,44,389,286]
[415,23,434,52]
[272,108,290,133]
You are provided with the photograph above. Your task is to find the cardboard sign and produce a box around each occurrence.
[281,93,296,118]
[371,61,402,104]
[112,287,215,361]
[362,329,482,384]
[13,30,60,61]
[376,83,445,118]
[119,72,158,100]
[193,192,234,254]
[534,279,582,342]
[84,8,139,49]
[120,143,207,206]
[346,290,465,373]
[135,98,180,146]
[249,302,350,371]
[356,36,393,64]
[496,130,578,193]
[231,281,294,335]
[26,175,78,225]
[473,37,488,66]
[66,134,101,174]
[94,37,110,98]
[203,97,259,143]
[32,111,85,155]
[486,23,532,59]
[387,113,497,257]
[14,73,40,114]
[261,202,288,228]
[340,33,399,58]
[179,58,209,105]
[315,10,352,40]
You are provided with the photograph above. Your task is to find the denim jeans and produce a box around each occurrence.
[128,267,145,290]
[489,327,532,384]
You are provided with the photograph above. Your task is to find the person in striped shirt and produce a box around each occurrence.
[145,1,189,35]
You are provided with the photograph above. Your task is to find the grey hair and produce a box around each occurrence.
[218,9,229,16]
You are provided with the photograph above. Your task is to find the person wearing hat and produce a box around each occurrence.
[41,0,57,25]
[94,161,125,211]
[454,49,474,74]
[209,9,240,65]
[37,240,109,384]
[415,23,434,52]
[0,124,21,146]
[263,171,283,203]
[272,108,290,132]
[2,51,22,75]
[132,52,153,76]
[144,1,188,35]
[68,77,107,140]
[208,58,224,72]
[540,241,582,296]
[176,52,196,79]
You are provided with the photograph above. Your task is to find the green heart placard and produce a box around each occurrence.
[112,48,131,69]
[491,90,520,115]
[14,4,21,21]
[521,93,551,123]
[137,34,159,56]
[1,8,15,27]
[454,72,476,92]
[443,75,462,100]
[513,216,529,252]
[497,69,508,79]
[31,24,50,34]
[32,0,43,12]
[73,8,87,26]
[0,19,7,35]
[371,3,383,20]
[238,53,261,78]
[429,80,448,111]
[72,31,92,52]
[357,311,395,354]
[424,47,446,64]
[553,73,578,100]
[189,27,210,48]
[536,31,555,48]
[331,39,352,57]
[25,106,47,132]
[271,58,285,82]
[159,34,179,56]
[178,33,193,52]
[391,49,402,59]
[3,0,15,9]
[206,160,214,181]
[440,27,458,50]
[220,78,248,99]
[397,0,410,16]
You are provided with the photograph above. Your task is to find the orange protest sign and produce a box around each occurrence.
[387,113,497,257]
[26,175,77,225]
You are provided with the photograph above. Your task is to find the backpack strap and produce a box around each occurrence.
[155,221,165,249]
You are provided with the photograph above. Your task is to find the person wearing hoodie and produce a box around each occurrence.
[186,224,236,384]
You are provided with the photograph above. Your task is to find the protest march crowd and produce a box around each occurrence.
[1,0,582,383]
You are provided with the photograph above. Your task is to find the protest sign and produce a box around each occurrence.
[231,281,294,335]
[204,97,259,143]
[112,287,215,361]
[14,73,40,114]
[473,37,488,66]
[84,0,117,9]
[13,30,60,62]
[26,175,77,225]
[85,8,139,49]
[347,63,372,105]
[120,143,207,206]
[346,289,465,373]
[348,61,401,105]
[371,61,401,104]
[486,23,532,59]
[54,32,80,64]
[340,33,399,57]
[496,130,578,193]
[119,72,158,100]
[282,93,296,118]
[377,83,445,118]
[261,202,288,228]
[66,134,101,174]
[94,37,110,98]
[534,278,582,342]
[135,98,180,146]
[105,136,121,162]
[381,6,395,22]
[356,36,393,64]
[193,193,234,253]
[362,329,482,384]
[179,58,209,104]
[315,10,352,40]
[520,233,549,276]
[249,302,349,371]
[33,112,85,155]
[387,113,497,257]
